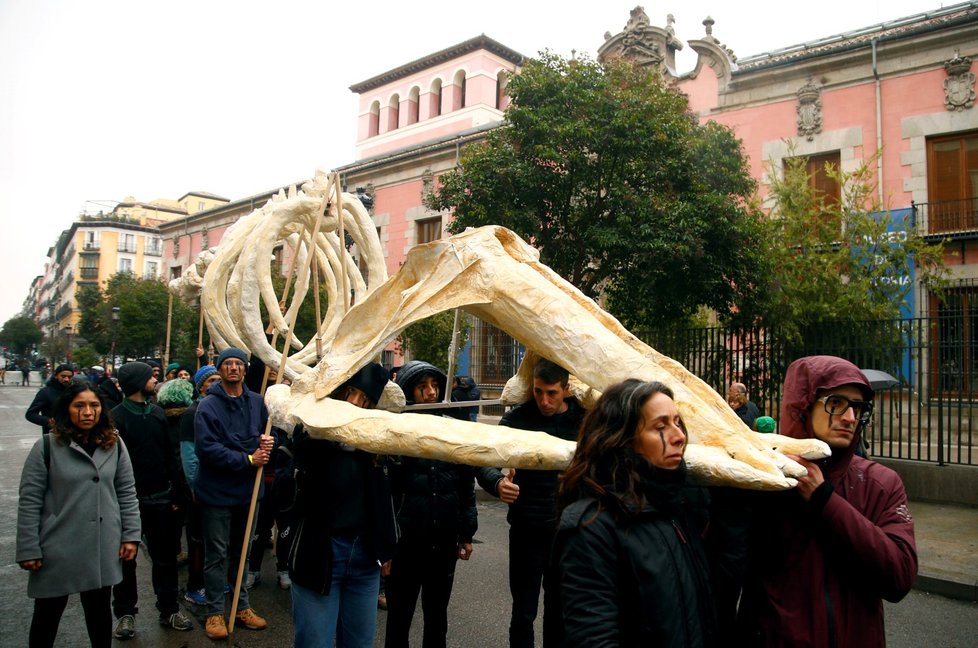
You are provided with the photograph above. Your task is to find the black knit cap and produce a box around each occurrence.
[117,361,154,397]
[338,363,389,405]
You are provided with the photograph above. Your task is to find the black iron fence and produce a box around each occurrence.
[463,316,978,466]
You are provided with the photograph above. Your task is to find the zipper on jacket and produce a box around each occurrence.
[672,519,688,544]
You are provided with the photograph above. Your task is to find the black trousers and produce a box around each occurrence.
[384,536,459,648]
[112,501,181,618]
[508,523,561,648]
[185,497,206,592]
[249,483,295,573]
[30,586,112,648]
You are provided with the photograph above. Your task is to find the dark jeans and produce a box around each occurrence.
[30,586,112,648]
[509,524,561,648]
[202,503,256,616]
[384,536,459,648]
[113,501,181,618]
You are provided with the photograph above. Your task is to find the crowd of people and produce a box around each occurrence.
[15,349,917,648]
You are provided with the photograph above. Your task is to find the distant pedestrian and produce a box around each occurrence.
[16,380,141,648]
[727,382,761,429]
[25,364,74,435]
[22,362,32,387]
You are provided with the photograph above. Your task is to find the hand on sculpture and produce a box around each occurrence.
[789,455,825,502]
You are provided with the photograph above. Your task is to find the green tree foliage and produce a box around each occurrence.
[397,311,469,374]
[765,154,948,343]
[0,316,43,356]
[77,273,200,366]
[429,52,772,329]
[71,345,101,369]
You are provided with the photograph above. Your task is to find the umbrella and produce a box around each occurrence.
[861,368,899,390]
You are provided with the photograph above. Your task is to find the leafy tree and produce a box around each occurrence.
[397,311,469,374]
[764,153,948,343]
[429,52,772,329]
[77,273,200,366]
[71,345,101,369]
[0,316,43,356]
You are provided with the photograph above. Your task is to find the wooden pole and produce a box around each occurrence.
[259,231,302,397]
[335,173,348,315]
[163,292,173,371]
[196,303,205,371]
[227,175,331,642]
[312,248,323,360]
[444,309,462,404]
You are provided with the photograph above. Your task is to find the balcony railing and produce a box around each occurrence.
[915,197,978,240]
[79,267,99,279]
[83,242,101,251]
[117,242,136,253]
[144,244,163,257]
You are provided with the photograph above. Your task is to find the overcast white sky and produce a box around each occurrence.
[0,0,951,325]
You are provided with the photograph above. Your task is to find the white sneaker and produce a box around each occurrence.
[277,570,292,590]
[245,570,261,589]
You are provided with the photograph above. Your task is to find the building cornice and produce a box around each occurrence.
[349,34,524,94]
[736,2,978,73]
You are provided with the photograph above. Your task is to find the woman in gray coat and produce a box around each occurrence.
[17,380,141,648]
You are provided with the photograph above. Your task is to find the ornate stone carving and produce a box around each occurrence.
[944,51,975,112]
[173,238,180,257]
[201,228,209,249]
[620,7,663,67]
[796,78,822,142]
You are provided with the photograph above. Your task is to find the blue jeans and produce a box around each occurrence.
[292,535,380,648]
[201,503,256,617]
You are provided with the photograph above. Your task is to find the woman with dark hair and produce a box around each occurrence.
[554,379,716,648]
[16,381,141,648]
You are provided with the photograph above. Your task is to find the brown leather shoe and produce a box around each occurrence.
[235,608,268,631]
[205,615,228,640]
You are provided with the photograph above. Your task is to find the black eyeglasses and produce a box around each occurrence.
[817,394,874,424]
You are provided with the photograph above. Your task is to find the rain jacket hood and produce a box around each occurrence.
[780,356,873,472]
[395,361,447,404]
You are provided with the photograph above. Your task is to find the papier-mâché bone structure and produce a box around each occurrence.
[185,170,828,490]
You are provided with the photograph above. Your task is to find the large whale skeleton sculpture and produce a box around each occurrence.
[177,170,829,490]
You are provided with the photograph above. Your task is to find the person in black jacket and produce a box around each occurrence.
[109,362,193,639]
[288,362,398,648]
[554,379,716,648]
[477,359,585,648]
[385,361,477,648]
[24,364,74,434]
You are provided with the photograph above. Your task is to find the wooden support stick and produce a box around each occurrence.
[227,175,330,642]
[313,245,323,359]
[163,292,173,372]
[444,308,463,404]
[196,304,205,371]
[335,173,348,315]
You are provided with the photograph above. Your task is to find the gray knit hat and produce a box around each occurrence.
[117,361,154,397]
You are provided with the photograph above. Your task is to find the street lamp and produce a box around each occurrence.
[110,307,120,371]
[65,324,73,364]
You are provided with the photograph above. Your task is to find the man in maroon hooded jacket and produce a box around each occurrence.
[735,355,917,647]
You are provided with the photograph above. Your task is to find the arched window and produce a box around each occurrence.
[387,93,400,131]
[407,86,420,125]
[368,100,380,137]
[453,70,466,110]
[429,79,442,117]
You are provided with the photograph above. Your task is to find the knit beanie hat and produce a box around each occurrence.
[165,362,181,375]
[216,347,248,369]
[158,377,194,407]
[755,416,776,434]
[194,365,218,394]
[337,363,389,405]
[117,361,154,397]
[53,363,74,375]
